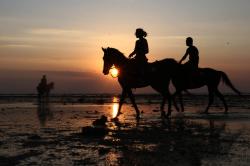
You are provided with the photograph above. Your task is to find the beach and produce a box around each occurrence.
[0,94,250,166]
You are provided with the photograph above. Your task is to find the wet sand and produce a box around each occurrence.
[0,95,250,165]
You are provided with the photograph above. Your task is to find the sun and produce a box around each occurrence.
[110,67,119,78]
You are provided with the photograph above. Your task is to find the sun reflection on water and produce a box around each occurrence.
[112,97,119,118]
[105,151,122,165]
[112,103,119,118]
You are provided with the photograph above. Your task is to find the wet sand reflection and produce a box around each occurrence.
[112,97,119,118]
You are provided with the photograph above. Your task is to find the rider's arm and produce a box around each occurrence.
[179,49,188,64]
[129,41,138,58]
[129,50,136,58]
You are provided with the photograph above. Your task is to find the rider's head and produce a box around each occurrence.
[135,28,147,38]
[186,37,193,46]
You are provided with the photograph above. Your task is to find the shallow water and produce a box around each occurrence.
[0,95,250,165]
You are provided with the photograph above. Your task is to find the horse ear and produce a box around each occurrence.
[102,47,106,52]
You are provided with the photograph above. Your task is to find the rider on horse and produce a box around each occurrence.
[179,37,199,70]
[179,37,200,85]
[129,28,149,77]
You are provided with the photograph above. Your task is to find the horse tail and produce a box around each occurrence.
[219,71,241,95]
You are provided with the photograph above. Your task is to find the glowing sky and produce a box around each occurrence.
[0,0,249,93]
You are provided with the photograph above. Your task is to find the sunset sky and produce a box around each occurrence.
[0,0,249,93]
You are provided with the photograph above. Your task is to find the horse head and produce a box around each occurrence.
[102,47,127,75]
[102,47,114,75]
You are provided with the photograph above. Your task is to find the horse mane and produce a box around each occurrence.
[107,47,128,60]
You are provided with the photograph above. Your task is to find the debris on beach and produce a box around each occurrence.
[92,115,107,127]
[28,134,41,140]
[81,115,108,137]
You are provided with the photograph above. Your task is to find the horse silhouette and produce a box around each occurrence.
[171,65,241,115]
[37,82,54,103]
[103,47,179,119]
[102,47,241,119]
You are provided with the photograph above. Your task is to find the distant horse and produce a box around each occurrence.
[37,82,54,103]
[102,47,241,119]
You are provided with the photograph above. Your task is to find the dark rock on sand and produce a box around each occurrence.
[81,115,108,137]
[81,126,108,137]
[28,134,41,140]
[92,115,107,127]
[98,147,111,155]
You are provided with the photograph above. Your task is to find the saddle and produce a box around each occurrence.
[182,67,203,88]
[125,60,150,86]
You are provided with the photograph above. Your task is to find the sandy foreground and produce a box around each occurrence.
[0,95,250,166]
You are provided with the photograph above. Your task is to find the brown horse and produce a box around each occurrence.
[102,47,241,119]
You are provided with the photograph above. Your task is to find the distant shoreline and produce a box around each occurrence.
[0,93,247,105]
[0,92,248,97]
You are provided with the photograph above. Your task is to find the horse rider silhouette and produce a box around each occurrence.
[179,37,200,86]
[129,28,149,78]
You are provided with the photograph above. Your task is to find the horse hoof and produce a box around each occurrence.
[115,112,122,118]
[111,117,119,121]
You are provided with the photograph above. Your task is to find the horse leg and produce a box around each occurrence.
[172,91,184,112]
[215,89,228,114]
[204,88,214,114]
[166,92,174,117]
[160,95,167,118]
[172,94,180,112]
[178,92,184,112]
[116,89,127,118]
[127,89,140,120]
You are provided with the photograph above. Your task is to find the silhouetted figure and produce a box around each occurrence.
[179,37,199,70]
[102,47,241,119]
[179,37,200,87]
[37,75,54,103]
[40,75,47,88]
[129,28,149,78]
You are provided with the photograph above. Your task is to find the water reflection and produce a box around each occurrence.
[112,97,119,118]
[37,102,53,126]
[112,103,119,118]
[105,151,122,166]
